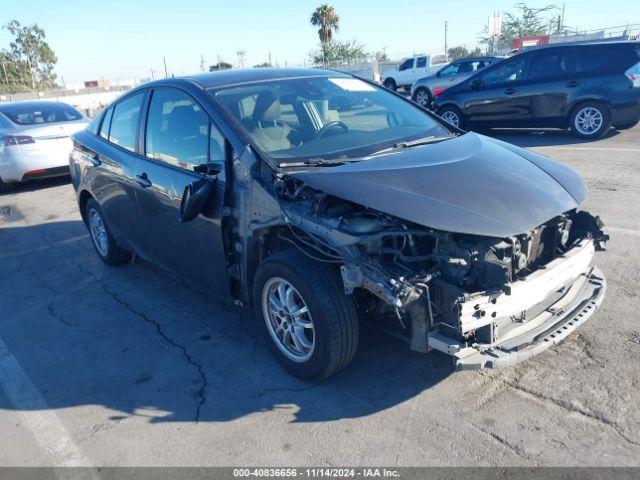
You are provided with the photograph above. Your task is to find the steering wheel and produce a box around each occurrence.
[316,121,349,138]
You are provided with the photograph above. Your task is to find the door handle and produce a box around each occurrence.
[134,173,152,188]
[566,80,580,88]
[504,88,516,95]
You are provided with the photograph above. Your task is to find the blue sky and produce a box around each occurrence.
[0,0,637,84]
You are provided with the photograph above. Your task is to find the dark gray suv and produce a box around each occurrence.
[70,69,607,380]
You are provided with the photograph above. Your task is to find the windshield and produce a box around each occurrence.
[0,103,84,126]
[210,76,452,163]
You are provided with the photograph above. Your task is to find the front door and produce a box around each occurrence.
[133,87,229,293]
[464,55,532,126]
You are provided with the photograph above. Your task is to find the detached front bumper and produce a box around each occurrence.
[453,267,605,369]
[427,239,606,369]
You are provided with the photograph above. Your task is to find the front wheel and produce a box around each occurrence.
[570,102,611,139]
[412,87,432,108]
[439,106,464,129]
[383,78,397,91]
[254,249,359,380]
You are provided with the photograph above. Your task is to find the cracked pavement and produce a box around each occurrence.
[0,127,639,466]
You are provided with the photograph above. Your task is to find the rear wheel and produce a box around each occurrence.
[85,198,131,265]
[383,78,397,91]
[570,102,611,139]
[254,249,359,380]
[413,87,432,108]
[439,106,464,129]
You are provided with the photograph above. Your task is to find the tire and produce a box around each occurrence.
[253,249,359,380]
[614,119,639,131]
[439,105,464,129]
[383,78,397,91]
[570,101,611,139]
[412,87,432,108]
[0,179,14,193]
[85,198,131,266]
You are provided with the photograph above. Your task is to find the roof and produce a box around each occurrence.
[181,67,349,89]
[0,100,74,111]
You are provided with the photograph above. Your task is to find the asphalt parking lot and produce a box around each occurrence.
[0,126,639,467]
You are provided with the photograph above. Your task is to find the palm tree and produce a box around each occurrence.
[310,4,340,44]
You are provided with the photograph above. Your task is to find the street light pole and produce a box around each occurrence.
[444,21,448,54]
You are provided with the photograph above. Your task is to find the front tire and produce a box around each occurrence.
[570,101,611,139]
[85,198,131,266]
[439,105,464,129]
[253,249,359,380]
[412,87,432,108]
[383,78,397,91]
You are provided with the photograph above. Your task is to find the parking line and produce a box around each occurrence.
[0,335,95,471]
[535,146,640,152]
[0,234,89,259]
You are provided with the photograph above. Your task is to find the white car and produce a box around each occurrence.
[0,101,88,192]
[382,54,449,91]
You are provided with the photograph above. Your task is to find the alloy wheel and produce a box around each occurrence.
[574,107,603,135]
[441,110,460,127]
[89,209,108,257]
[262,277,315,362]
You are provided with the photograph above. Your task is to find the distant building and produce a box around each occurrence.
[84,79,110,88]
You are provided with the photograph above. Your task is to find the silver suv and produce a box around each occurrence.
[411,57,502,107]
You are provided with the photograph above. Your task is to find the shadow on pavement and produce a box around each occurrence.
[481,128,620,148]
[0,176,72,196]
[0,220,453,425]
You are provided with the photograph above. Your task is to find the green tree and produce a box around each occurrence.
[209,61,233,71]
[479,3,559,53]
[447,46,484,60]
[310,40,368,66]
[253,62,272,68]
[1,20,57,93]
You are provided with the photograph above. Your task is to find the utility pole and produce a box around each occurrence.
[444,21,448,54]
[200,55,205,72]
[163,56,168,78]
[150,68,155,80]
[268,51,272,66]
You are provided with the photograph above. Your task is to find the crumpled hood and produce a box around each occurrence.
[291,133,585,238]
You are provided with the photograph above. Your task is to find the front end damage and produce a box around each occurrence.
[271,179,608,369]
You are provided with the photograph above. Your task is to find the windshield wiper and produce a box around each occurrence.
[277,157,359,168]
[369,135,456,157]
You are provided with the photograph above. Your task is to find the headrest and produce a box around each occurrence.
[253,91,281,122]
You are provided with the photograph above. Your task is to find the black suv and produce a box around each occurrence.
[433,42,640,138]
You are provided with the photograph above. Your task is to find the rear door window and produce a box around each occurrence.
[529,49,581,80]
[416,57,427,68]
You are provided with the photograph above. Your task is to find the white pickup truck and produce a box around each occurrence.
[382,54,449,91]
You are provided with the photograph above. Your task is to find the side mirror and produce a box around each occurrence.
[193,161,222,177]
[470,78,482,91]
[178,179,214,223]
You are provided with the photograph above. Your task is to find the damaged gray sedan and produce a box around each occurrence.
[70,69,607,380]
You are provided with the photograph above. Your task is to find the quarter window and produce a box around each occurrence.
[108,93,144,151]
[99,107,113,140]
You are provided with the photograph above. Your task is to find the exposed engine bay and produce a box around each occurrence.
[264,175,608,366]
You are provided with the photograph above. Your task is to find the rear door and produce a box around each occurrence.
[464,54,532,125]
[133,87,229,292]
[524,47,585,126]
[84,92,147,252]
